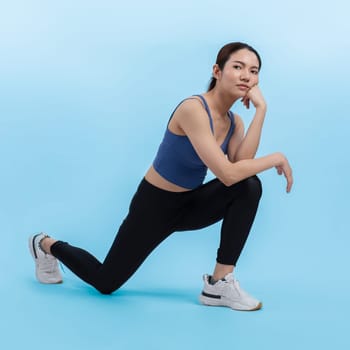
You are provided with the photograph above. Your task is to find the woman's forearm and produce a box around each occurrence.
[221,152,283,187]
[235,107,266,160]
[220,151,293,193]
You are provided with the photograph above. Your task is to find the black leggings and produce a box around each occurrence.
[51,176,262,294]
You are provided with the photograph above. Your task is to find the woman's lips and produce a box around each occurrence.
[237,84,249,90]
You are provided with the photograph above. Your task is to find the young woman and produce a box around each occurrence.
[29,42,293,311]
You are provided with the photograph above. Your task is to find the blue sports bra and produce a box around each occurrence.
[153,94,235,189]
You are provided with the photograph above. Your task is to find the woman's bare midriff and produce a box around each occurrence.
[144,166,191,192]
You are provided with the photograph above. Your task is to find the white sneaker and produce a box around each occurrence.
[28,233,62,284]
[199,273,262,311]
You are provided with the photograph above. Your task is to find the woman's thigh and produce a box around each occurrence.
[97,179,187,287]
[175,176,261,231]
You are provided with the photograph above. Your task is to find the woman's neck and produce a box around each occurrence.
[203,89,239,118]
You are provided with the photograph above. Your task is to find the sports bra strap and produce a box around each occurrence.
[167,95,214,132]
[192,95,214,132]
[228,110,235,123]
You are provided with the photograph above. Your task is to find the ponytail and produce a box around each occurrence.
[207,77,216,91]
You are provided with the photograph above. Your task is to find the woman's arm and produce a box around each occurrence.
[175,99,293,192]
[231,85,267,161]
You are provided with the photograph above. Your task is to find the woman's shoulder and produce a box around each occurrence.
[169,95,210,133]
[174,95,206,116]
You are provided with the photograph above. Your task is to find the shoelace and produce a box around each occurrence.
[39,254,59,273]
[59,262,65,273]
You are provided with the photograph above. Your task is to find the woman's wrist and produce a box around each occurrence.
[273,152,286,166]
[255,104,267,113]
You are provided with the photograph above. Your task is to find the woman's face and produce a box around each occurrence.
[214,49,260,96]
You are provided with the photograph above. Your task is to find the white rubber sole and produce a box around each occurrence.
[199,294,262,311]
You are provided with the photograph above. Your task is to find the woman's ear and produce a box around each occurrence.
[212,64,221,80]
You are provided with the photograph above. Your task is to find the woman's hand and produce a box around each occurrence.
[275,153,293,193]
[241,85,267,111]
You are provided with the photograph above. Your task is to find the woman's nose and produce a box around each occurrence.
[240,71,250,82]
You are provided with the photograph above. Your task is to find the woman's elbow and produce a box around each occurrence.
[217,168,238,187]
[217,161,250,187]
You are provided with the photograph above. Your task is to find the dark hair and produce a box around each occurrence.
[207,42,262,91]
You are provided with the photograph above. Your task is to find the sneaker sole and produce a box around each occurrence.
[28,234,63,284]
[199,294,263,311]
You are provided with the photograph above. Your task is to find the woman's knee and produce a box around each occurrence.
[96,285,115,295]
[239,175,262,201]
[94,279,121,295]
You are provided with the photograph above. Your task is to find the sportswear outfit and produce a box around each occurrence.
[29,95,263,310]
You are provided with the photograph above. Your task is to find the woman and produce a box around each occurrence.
[29,42,293,311]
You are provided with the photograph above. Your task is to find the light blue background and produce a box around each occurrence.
[1,0,350,349]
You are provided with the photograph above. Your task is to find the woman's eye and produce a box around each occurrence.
[233,65,241,70]
[251,70,259,75]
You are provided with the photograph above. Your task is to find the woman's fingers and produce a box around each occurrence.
[286,174,293,193]
[241,96,250,109]
[276,166,283,175]
[276,165,293,193]
[246,85,266,110]
[283,167,293,193]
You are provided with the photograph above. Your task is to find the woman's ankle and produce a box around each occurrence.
[39,237,57,255]
[212,262,234,281]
